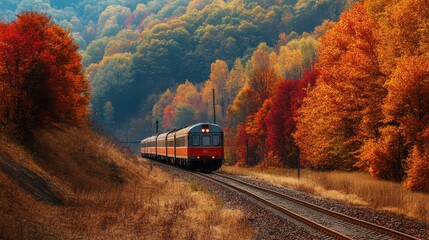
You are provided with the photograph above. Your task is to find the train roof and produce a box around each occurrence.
[176,122,222,135]
[141,135,157,143]
[141,123,222,142]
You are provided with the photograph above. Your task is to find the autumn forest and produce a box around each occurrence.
[1,0,429,192]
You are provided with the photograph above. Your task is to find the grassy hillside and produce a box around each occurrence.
[0,126,254,239]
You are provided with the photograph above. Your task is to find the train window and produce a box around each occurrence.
[191,135,200,146]
[176,137,186,147]
[212,134,221,146]
[202,135,211,146]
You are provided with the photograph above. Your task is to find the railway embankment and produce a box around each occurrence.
[0,126,254,239]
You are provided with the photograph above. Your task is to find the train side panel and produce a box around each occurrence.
[175,147,188,159]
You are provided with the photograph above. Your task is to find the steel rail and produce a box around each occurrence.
[194,172,352,240]
[214,172,420,240]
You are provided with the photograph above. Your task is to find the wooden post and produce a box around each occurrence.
[245,138,249,168]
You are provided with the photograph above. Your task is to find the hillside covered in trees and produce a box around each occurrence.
[3,0,429,192]
[142,0,429,192]
[1,0,356,136]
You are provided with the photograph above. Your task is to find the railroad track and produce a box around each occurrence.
[148,160,421,239]
[193,172,420,240]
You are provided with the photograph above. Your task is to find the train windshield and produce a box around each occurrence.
[212,134,221,146]
[190,134,222,146]
[202,135,211,146]
[191,135,200,146]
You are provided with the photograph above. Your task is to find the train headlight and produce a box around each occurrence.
[201,124,210,133]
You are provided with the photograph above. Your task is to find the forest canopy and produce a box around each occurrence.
[0,0,356,136]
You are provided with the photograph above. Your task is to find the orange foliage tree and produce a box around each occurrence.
[171,80,202,128]
[357,126,407,181]
[383,56,429,190]
[246,99,271,166]
[247,68,281,110]
[0,12,90,133]
[294,0,429,191]
[295,2,383,170]
[152,89,174,132]
[356,0,429,189]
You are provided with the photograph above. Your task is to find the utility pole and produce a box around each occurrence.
[212,88,216,124]
[151,120,159,171]
[155,120,159,134]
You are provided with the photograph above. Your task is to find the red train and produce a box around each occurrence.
[140,123,224,171]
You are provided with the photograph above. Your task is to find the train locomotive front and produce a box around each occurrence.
[141,123,224,171]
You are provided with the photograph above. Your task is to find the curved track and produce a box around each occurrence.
[150,160,421,240]
[196,171,420,240]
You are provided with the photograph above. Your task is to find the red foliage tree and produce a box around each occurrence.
[0,12,90,133]
[266,70,317,168]
[162,104,175,130]
[233,123,250,167]
[266,80,297,167]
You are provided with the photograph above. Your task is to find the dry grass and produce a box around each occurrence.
[54,164,254,240]
[0,126,255,239]
[221,165,429,225]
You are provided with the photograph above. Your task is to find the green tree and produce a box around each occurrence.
[86,53,134,123]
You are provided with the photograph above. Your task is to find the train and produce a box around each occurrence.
[140,123,224,171]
